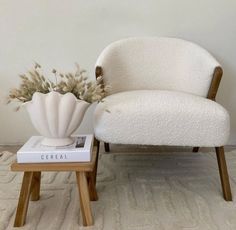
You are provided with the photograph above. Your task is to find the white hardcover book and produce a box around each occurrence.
[17,135,94,163]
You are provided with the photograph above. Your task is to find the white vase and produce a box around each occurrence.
[23,91,90,146]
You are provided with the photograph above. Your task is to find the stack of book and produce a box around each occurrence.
[17,135,94,163]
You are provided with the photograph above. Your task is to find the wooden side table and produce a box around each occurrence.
[11,140,100,227]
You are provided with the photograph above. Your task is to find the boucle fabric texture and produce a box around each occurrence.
[94,90,230,147]
[96,37,220,97]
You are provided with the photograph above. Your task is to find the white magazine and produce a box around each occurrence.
[17,135,94,163]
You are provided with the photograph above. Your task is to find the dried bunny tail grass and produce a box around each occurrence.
[7,63,109,107]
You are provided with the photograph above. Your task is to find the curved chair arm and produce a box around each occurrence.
[207,66,223,101]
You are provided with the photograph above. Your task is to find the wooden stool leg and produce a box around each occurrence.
[14,172,34,227]
[76,171,93,226]
[31,172,41,201]
[215,146,232,201]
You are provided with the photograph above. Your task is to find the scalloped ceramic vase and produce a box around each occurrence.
[23,92,90,146]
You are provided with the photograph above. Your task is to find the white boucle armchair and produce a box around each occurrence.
[93,37,232,201]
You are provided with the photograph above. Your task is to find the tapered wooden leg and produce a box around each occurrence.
[104,142,110,152]
[76,171,93,226]
[215,146,232,201]
[31,172,41,201]
[193,147,199,152]
[14,172,34,227]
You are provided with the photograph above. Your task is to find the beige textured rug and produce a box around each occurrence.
[0,146,236,230]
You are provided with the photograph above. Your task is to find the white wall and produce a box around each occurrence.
[0,0,236,145]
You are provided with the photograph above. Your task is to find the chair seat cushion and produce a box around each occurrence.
[94,90,230,146]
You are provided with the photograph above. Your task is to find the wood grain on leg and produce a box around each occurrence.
[76,171,93,226]
[14,172,34,227]
[31,172,41,201]
[215,146,232,201]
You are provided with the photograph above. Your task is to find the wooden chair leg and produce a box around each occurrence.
[193,147,199,152]
[14,172,34,227]
[76,171,93,226]
[215,146,232,201]
[104,142,110,152]
[31,172,41,201]
[94,138,100,155]
[87,146,99,201]
[87,172,98,201]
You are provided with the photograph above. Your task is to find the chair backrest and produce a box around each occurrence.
[96,37,220,97]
